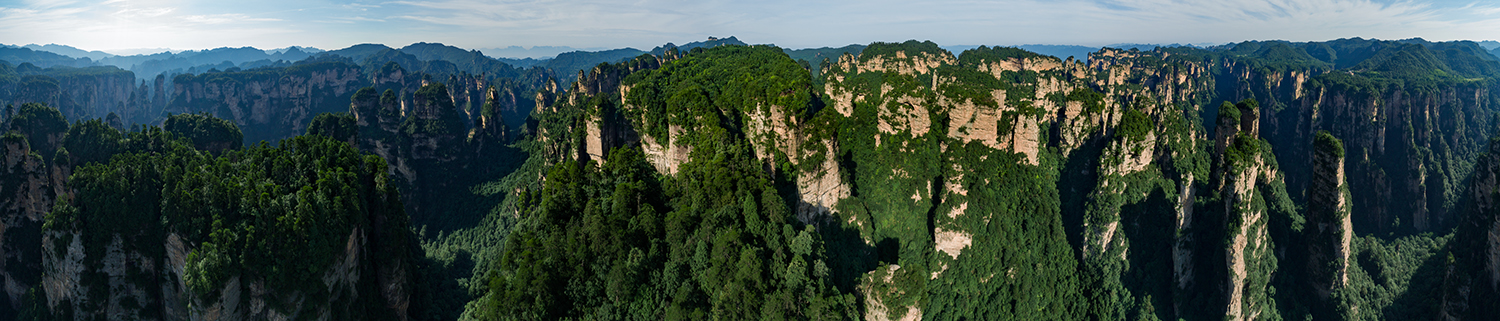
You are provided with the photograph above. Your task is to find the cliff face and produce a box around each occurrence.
[1214,102,1281,321]
[1258,71,1493,235]
[1306,132,1353,299]
[0,134,49,314]
[168,62,365,144]
[1437,135,1500,319]
[0,66,151,128]
[48,71,138,125]
[469,86,511,157]
[187,226,408,321]
[352,82,471,222]
[525,54,668,169]
[0,104,419,321]
[39,197,414,321]
[812,43,1351,320]
[805,44,1247,320]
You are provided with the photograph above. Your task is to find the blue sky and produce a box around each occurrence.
[3,0,1500,53]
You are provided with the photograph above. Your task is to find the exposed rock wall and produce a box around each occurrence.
[1215,102,1281,321]
[0,134,50,312]
[535,55,669,168]
[1253,68,1494,235]
[36,185,414,321]
[0,68,144,126]
[1306,132,1353,299]
[168,62,364,143]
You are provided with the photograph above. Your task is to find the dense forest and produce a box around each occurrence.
[2,36,1500,320]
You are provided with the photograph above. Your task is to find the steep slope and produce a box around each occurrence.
[0,105,423,320]
[167,59,365,144]
[0,63,145,127]
[478,44,860,320]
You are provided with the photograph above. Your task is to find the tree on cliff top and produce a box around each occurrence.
[163,112,243,153]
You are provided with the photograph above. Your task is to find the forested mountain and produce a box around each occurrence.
[3,36,1500,321]
[0,105,424,320]
[16,44,114,61]
[0,47,96,69]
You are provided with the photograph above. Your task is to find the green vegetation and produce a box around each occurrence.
[858,40,945,63]
[1116,109,1152,142]
[482,147,856,320]
[623,45,812,148]
[821,40,1090,320]
[8,102,68,158]
[547,48,649,84]
[11,36,1500,321]
[924,146,1085,320]
[307,112,359,143]
[163,112,243,152]
[404,83,468,136]
[1315,131,1345,159]
[783,44,865,79]
[1335,234,1453,320]
[480,45,858,320]
[3,102,420,320]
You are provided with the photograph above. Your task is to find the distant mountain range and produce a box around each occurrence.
[6,37,1499,85]
[477,45,602,59]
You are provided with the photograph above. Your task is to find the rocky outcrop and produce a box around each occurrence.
[1249,65,1493,236]
[581,105,634,165]
[1221,147,1273,321]
[1435,133,1500,319]
[1,67,146,127]
[188,228,373,321]
[469,86,511,156]
[525,54,671,168]
[38,231,83,316]
[352,88,411,184]
[406,83,467,161]
[639,125,690,176]
[168,61,364,143]
[1306,132,1353,299]
[0,133,50,312]
[861,265,921,321]
[1215,101,1281,321]
[1465,138,1500,288]
[356,83,470,221]
[1173,172,1196,290]
[795,140,850,222]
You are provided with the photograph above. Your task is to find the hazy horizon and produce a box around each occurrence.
[4,0,1500,55]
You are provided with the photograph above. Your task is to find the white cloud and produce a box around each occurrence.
[183,13,282,24]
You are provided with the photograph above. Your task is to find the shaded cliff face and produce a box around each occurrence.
[1210,101,1291,321]
[168,61,365,144]
[351,82,471,224]
[0,104,419,320]
[1261,76,1493,235]
[821,43,1258,320]
[0,65,148,127]
[1437,137,1500,319]
[1224,42,1500,237]
[0,133,49,316]
[1306,132,1353,300]
[35,134,418,321]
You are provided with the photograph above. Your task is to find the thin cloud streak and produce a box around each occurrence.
[2,0,1500,53]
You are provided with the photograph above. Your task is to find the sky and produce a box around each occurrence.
[3,0,1500,54]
